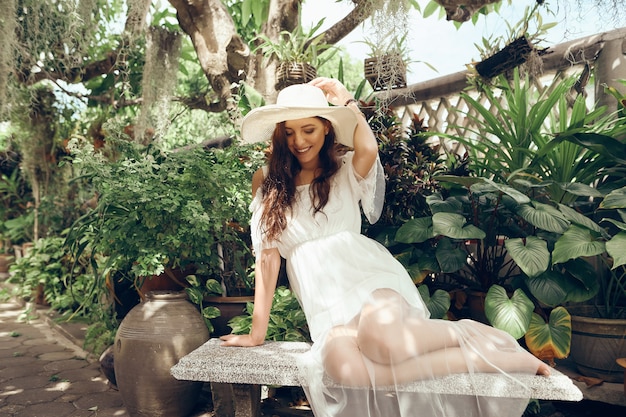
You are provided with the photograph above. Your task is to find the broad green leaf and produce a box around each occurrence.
[517,202,569,233]
[422,0,440,18]
[405,263,432,284]
[601,215,626,231]
[205,278,224,295]
[426,193,463,213]
[524,307,571,362]
[473,178,530,204]
[418,285,450,319]
[395,217,433,244]
[525,270,569,307]
[505,236,549,278]
[185,287,204,305]
[432,212,486,240]
[435,238,467,273]
[241,0,251,27]
[558,203,607,237]
[552,225,605,265]
[555,133,626,165]
[485,286,534,339]
[607,231,626,269]
[561,258,600,302]
[394,250,413,268]
[202,305,221,320]
[433,175,484,188]
[556,182,604,198]
[600,186,626,209]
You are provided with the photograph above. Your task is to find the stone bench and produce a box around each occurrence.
[171,338,583,417]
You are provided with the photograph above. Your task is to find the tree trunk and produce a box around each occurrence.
[168,0,250,117]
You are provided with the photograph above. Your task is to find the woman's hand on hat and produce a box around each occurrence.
[309,77,353,107]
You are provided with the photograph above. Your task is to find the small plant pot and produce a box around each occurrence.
[204,295,254,337]
[275,62,317,91]
[364,54,407,91]
[569,306,626,383]
[0,254,14,274]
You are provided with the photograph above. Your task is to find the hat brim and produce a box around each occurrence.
[240,105,358,147]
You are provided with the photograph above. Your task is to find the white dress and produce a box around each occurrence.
[250,152,537,417]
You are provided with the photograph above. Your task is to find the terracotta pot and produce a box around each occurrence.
[136,266,194,300]
[204,295,254,337]
[569,305,626,383]
[0,254,14,274]
[114,290,210,416]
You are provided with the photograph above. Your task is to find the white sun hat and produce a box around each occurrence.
[240,83,358,147]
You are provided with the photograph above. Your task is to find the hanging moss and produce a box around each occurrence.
[363,0,411,92]
[125,0,152,37]
[135,27,181,144]
[0,0,18,119]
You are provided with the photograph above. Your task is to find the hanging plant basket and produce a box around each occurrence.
[434,0,501,22]
[474,36,535,79]
[275,62,318,91]
[364,53,407,91]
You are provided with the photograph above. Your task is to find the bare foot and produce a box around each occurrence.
[464,332,552,377]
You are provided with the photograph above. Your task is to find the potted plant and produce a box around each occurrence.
[254,17,337,90]
[361,30,410,91]
[392,71,626,369]
[0,161,34,263]
[516,186,626,382]
[65,135,264,332]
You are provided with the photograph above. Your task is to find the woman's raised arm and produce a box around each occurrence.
[308,77,378,178]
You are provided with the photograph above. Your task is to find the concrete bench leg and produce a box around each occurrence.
[211,382,261,417]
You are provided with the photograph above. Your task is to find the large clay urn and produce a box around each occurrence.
[114,290,210,416]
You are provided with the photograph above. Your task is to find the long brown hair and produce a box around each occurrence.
[259,117,340,241]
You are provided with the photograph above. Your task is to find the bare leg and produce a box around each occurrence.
[323,323,551,387]
[357,289,461,364]
[323,288,551,386]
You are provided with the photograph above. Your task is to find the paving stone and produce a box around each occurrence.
[74,391,124,410]
[38,350,79,361]
[0,340,22,351]
[2,326,43,339]
[4,385,66,405]
[68,409,99,417]
[22,337,52,346]
[0,403,26,414]
[44,358,91,372]
[2,375,54,391]
[0,362,47,380]
[91,407,131,417]
[56,366,102,383]
[63,377,111,395]
[0,356,37,370]
[26,343,68,355]
[15,401,77,417]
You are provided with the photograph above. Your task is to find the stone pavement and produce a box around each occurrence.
[0,297,129,417]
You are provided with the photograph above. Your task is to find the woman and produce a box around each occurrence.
[221,77,550,417]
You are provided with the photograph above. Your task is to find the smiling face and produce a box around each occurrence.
[284,117,330,169]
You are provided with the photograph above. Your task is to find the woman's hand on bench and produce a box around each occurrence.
[220,333,264,347]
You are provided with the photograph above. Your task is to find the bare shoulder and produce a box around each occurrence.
[252,167,265,197]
